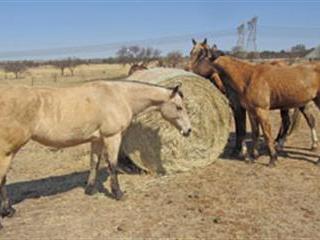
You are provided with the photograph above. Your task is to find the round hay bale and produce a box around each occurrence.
[122,68,231,174]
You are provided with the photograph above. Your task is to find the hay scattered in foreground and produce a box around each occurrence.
[122,68,231,174]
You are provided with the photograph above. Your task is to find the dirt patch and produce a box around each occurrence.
[1,109,320,239]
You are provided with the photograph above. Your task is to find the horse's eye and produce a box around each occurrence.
[176,106,183,111]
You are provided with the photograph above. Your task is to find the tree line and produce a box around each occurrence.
[0,58,89,79]
[231,43,314,59]
[0,47,185,79]
[0,43,315,79]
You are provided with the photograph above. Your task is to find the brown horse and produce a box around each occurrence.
[188,39,319,163]
[211,56,320,166]
[250,59,318,151]
[188,39,247,156]
[0,80,191,228]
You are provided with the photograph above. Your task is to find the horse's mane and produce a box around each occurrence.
[208,49,226,62]
[207,61,235,96]
[105,79,184,98]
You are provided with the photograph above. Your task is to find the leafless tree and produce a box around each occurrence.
[67,58,82,76]
[3,61,27,79]
[51,58,83,76]
[116,46,161,65]
[51,60,69,76]
[165,51,184,68]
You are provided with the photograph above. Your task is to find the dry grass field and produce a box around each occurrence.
[0,63,130,86]
[0,64,320,239]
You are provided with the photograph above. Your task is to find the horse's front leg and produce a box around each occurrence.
[255,108,277,167]
[85,139,103,195]
[103,133,123,200]
[0,153,16,229]
[231,104,247,158]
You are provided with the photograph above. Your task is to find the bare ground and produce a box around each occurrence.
[1,108,320,239]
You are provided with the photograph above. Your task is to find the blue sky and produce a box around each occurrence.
[0,1,320,59]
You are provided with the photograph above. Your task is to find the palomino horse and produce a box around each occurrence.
[0,80,191,228]
[188,39,319,158]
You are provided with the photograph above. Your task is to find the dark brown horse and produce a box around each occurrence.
[189,39,319,165]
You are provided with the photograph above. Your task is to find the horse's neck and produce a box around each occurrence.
[124,83,170,116]
[192,58,215,78]
[215,57,254,93]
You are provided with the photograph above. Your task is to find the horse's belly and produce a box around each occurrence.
[31,123,100,148]
[270,87,317,109]
[270,96,312,109]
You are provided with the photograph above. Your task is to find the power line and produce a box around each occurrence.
[0,25,319,60]
[0,29,235,60]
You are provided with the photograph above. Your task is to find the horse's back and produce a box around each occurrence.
[0,82,132,148]
[252,65,319,108]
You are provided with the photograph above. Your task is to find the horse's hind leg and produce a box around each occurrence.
[0,153,15,229]
[275,109,291,150]
[312,97,320,165]
[85,139,103,195]
[254,108,277,167]
[0,176,15,218]
[248,113,259,161]
[103,133,123,200]
[299,104,318,151]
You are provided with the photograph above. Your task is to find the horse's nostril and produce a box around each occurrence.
[183,128,192,137]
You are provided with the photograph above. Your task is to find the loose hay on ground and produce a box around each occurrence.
[122,68,231,174]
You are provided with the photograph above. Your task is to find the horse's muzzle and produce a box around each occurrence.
[182,128,192,137]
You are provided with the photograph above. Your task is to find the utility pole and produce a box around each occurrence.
[236,23,246,50]
[247,16,258,52]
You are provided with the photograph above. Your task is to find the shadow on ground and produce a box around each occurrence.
[219,132,319,165]
[7,169,108,205]
[6,156,144,205]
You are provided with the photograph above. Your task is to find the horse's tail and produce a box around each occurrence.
[287,108,302,136]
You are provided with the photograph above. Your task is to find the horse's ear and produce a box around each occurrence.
[170,83,182,97]
[192,39,197,45]
[202,38,207,45]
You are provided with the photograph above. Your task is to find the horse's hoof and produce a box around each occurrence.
[85,185,98,196]
[0,222,3,230]
[252,150,260,160]
[268,161,276,168]
[230,149,241,158]
[275,140,285,151]
[1,206,16,218]
[311,144,318,152]
[275,143,284,151]
[112,189,124,201]
[245,157,255,164]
